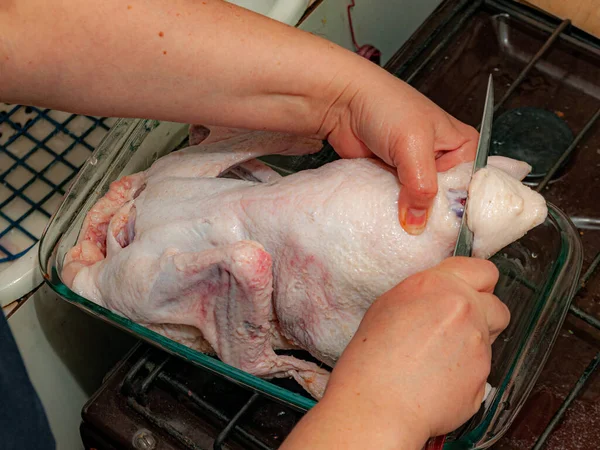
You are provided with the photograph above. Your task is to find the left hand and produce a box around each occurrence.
[320,60,478,235]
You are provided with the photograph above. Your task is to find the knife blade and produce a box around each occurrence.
[453,74,495,257]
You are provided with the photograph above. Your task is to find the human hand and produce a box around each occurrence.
[321,60,478,235]
[321,257,509,444]
[1,0,474,239]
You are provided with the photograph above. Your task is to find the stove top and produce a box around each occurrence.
[81,343,303,450]
[82,1,600,449]
[386,1,600,449]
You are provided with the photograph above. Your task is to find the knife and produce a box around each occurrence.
[424,75,496,450]
[453,74,495,257]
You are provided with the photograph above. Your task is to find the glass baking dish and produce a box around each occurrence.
[39,118,583,449]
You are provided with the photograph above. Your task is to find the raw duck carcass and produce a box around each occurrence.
[62,125,547,399]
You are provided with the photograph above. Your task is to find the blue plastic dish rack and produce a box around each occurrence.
[0,103,116,265]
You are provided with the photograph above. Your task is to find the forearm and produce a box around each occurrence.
[280,393,428,450]
[0,0,367,135]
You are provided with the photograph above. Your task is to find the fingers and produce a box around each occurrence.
[435,145,476,172]
[436,257,499,293]
[477,292,511,343]
[396,131,439,236]
[396,116,478,235]
[434,117,478,173]
[436,257,510,344]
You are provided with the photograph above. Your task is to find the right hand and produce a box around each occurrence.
[322,257,510,443]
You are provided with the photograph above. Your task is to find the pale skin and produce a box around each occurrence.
[0,1,509,448]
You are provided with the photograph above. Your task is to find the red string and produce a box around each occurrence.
[347,0,381,65]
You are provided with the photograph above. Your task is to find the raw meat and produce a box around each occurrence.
[62,125,547,399]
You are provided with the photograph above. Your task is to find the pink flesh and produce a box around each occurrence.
[62,174,145,286]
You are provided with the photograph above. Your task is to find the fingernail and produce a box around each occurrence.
[401,208,428,235]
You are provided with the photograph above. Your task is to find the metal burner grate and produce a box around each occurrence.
[530,253,600,449]
[489,14,600,450]
[120,346,297,450]
[0,104,115,263]
[387,1,600,447]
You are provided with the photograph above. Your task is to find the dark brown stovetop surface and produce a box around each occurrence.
[386,1,600,449]
[82,1,599,450]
